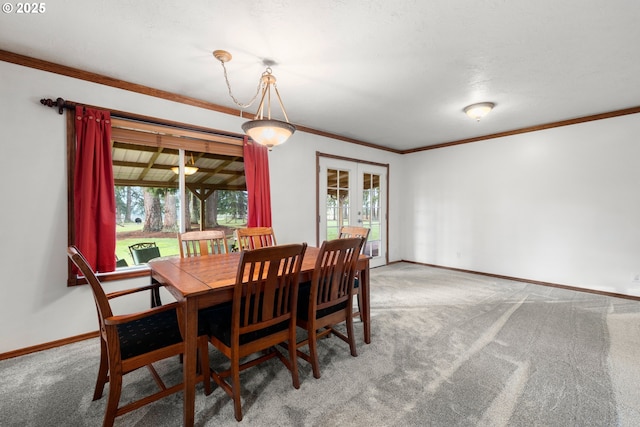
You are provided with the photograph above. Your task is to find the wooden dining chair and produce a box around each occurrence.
[199,243,307,421]
[295,237,365,379]
[67,246,211,427]
[234,227,276,251]
[338,226,370,321]
[178,230,229,257]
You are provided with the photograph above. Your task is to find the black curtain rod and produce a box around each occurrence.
[39,97,246,141]
[40,97,136,119]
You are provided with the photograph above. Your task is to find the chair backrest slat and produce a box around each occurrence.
[235,227,277,251]
[178,230,229,257]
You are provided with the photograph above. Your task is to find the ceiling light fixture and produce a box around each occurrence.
[213,49,296,150]
[171,152,199,175]
[464,102,495,121]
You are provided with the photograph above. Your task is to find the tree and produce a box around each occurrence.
[143,188,164,232]
[124,186,133,223]
[163,189,178,232]
[206,190,219,227]
[115,186,127,224]
[217,190,247,222]
[115,186,144,223]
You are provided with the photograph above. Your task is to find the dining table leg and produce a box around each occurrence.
[182,298,198,426]
[360,259,371,344]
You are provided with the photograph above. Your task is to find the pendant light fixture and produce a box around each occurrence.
[213,49,296,149]
[171,152,199,175]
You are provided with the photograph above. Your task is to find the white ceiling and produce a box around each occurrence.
[2,0,639,151]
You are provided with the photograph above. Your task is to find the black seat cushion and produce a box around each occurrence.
[297,281,348,321]
[199,301,288,348]
[117,308,183,360]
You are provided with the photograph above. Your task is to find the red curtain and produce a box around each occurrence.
[243,136,272,227]
[74,106,116,272]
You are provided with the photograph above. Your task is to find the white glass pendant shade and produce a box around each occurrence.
[242,119,296,149]
[171,152,198,175]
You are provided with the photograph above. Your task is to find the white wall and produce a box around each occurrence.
[3,55,638,354]
[0,60,402,354]
[402,113,640,297]
[269,132,403,250]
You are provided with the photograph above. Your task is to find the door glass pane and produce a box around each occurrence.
[362,172,381,257]
[326,168,349,240]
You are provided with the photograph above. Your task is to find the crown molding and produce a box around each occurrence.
[0,49,400,153]
[3,49,639,155]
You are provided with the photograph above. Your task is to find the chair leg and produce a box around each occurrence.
[288,328,300,389]
[231,354,243,421]
[308,328,321,379]
[93,338,109,401]
[345,311,358,357]
[103,365,122,427]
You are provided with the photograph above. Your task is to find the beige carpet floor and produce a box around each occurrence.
[1,262,639,426]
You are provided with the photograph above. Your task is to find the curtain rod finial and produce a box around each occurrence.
[40,97,66,114]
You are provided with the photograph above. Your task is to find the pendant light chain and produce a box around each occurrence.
[217,59,264,109]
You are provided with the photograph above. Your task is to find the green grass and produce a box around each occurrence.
[115,218,245,266]
[115,237,181,266]
[115,218,381,266]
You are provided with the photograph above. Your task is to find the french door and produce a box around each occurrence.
[318,156,387,267]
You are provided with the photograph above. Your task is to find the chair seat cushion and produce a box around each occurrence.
[117,309,183,360]
[199,302,288,347]
[297,281,348,321]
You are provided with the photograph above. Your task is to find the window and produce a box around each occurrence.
[326,168,350,240]
[68,113,248,284]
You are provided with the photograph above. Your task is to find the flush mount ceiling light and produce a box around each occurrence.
[213,49,296,150]
[464,102,495,121]
[171,152,199,175]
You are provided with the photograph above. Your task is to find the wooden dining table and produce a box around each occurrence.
[149,246,371,426]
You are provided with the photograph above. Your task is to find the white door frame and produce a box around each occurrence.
[316,152,389,267]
